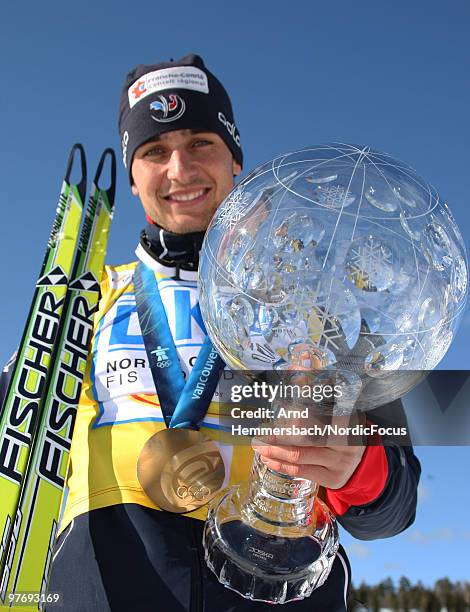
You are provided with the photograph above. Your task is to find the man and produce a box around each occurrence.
[1,54,420,611]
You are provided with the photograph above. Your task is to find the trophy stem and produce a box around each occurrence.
[242,453,319,533]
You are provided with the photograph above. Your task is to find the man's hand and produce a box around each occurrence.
[252,429,366,489]
[252,345,367,489]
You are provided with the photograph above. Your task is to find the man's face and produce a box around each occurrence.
[131,129,241,233]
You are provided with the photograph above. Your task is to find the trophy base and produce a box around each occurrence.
[203,484,339,605]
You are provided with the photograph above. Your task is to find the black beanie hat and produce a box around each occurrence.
[118,53,243,183]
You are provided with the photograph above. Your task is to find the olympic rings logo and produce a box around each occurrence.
[176,484,211,501]
[155,360,172,368]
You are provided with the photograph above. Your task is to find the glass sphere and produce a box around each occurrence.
[199,144,468,408]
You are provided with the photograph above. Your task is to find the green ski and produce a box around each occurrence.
[3,149,116,610]
[0,145,87,608]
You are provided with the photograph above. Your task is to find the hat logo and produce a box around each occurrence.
[121,131,129,168]
[131,80,147,101]
[150,94,186,123]
[218,112,241,147]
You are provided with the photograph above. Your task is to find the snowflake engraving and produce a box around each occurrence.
[346,236,393,291]
[303,281,345,351]
[309,306,343,350]
[317,184,355,209]
[216,189,251,230]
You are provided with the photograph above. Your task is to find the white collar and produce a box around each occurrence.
[135,243,198,282]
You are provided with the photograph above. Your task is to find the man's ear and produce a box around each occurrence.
[233,161,242,177]
[131,184,139,196]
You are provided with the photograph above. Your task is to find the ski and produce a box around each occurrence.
[0,145,87,603]
[1,149,116,610]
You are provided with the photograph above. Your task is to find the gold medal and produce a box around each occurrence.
[137,428,225,513]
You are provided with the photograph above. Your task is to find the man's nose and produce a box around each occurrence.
[166,149,197,183]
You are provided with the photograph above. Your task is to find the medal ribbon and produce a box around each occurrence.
[133,262,225,429]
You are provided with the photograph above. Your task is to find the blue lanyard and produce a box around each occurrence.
[133,263,225,429]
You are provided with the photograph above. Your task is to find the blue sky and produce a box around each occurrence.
[341,446,470,586]
[1,0,469,588]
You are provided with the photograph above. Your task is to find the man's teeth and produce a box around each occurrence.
[170,189,206,202]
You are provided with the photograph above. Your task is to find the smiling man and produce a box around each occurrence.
[131,128,239,232]
[42,54,420,611]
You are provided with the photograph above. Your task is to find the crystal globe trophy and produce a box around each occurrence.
[198,143,468,604]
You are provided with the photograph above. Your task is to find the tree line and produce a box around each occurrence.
[348,577,470,611]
